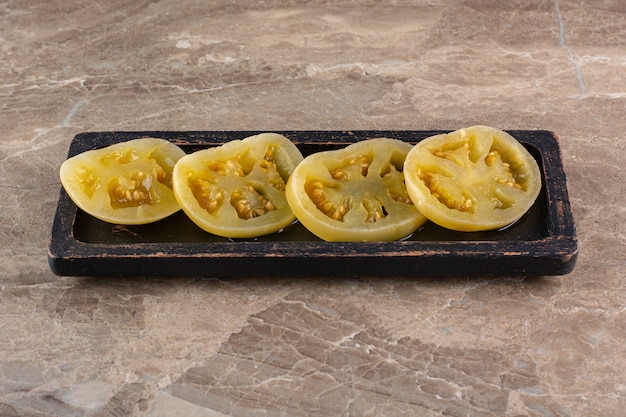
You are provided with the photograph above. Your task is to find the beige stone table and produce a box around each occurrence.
[1,1,624,416]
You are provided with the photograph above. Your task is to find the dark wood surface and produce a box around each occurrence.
[48,130,577,277]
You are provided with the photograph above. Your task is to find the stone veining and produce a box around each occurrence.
[553,0,588,98]
[165,300,569,416]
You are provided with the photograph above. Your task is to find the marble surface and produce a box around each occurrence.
[1,0,625,415]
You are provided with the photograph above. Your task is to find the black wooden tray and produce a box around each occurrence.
[48,130,577,277]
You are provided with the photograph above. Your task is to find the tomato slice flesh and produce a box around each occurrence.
[403,126,542,232]
[173,133,304,238]
[59,138,186,225]
[286,138,427,242]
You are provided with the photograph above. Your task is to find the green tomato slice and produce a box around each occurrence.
[173,133,304,238]
[59,138,186,225]
[403,125,542,232]
[286,138,427,242]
